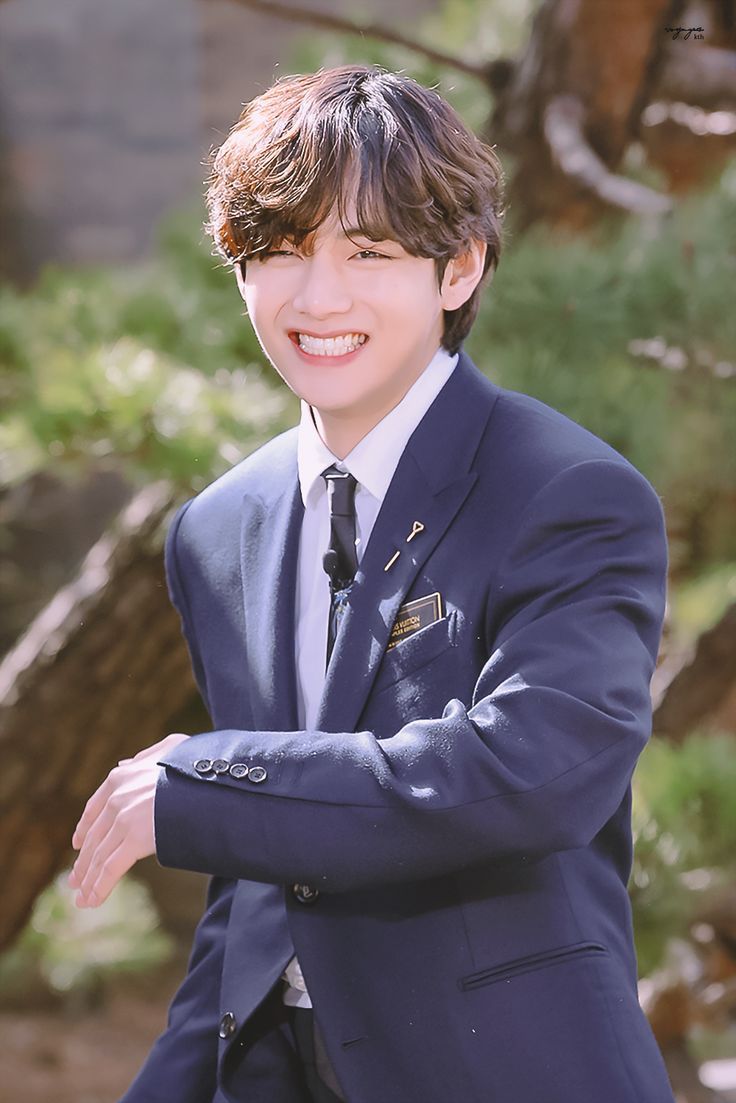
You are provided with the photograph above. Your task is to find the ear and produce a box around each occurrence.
[439,240,488,311]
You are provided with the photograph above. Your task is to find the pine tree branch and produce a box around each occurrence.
[216,0,498,83]
[543,93,673,217]
[656,44,736,110]
[642,98,736,137]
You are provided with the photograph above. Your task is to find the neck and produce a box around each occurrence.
[311,409,372,460]
[311,356,438,458]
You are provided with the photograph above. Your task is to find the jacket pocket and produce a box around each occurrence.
[458,941,608,991]
[374,608,457,694]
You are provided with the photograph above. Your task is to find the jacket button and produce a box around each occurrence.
[248,765,268,784]
[194,759,213,774]
[229,763,249,779]
[212,758,230,774]
[219,1011,237,1039]
[292,883,320,905]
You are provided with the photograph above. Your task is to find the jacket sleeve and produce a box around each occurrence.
[154,459,668,893]
[119,501,233,1103]
[118,874,235,1103]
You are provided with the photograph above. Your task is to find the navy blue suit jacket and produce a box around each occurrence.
[122,349,675,1102]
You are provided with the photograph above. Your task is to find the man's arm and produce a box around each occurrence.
[152,458,667,891]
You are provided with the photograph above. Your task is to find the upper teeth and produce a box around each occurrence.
[297,332,367,355]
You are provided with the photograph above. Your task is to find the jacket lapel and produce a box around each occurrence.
[316,352,499,734]
[240,439,303,734]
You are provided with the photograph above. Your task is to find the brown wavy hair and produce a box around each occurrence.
[203,64,505,354]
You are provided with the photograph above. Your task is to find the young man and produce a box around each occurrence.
[69,65,675,1102]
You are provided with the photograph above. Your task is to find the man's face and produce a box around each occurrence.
[235,205,473,437]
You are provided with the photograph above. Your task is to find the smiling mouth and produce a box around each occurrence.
[289,331,369,357]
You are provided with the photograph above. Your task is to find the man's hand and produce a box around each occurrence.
[68,732,189,908]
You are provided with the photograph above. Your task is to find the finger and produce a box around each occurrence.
[77,820,122,904]
[80,838,137,908]
[73,777,157,901]
[70,798,116,890]
[72,771,117,849]
[75,820,118,904]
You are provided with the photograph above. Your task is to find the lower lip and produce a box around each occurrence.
[290,335,368,365]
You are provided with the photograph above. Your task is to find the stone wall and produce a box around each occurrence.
[0,0,438,283]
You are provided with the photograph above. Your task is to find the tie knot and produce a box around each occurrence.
[321,464,357,516]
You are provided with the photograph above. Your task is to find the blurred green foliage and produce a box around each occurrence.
[631,730,736,978]
[469,169,736,482]
[669,561,736,640]
[466,167,736,571]
[0,210,297,492]
[0,874,172,1006]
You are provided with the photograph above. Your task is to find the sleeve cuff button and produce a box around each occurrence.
[229,763,249,779]
[248,765,268,784]
[194,759,213,774]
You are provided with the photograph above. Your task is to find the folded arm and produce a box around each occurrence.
[155,459,668,892]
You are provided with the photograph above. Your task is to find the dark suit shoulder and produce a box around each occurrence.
[457,351,640,488]
[484,384,650,490]
[171,425,298,564]
[465,380,664,555]
[182,426,297,518]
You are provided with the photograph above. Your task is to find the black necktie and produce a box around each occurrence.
[321,464,358,667]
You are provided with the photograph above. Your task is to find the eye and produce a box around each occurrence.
[260,249,295,260]
[355,249,388,259]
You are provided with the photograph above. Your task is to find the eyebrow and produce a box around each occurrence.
[340,227,384,239]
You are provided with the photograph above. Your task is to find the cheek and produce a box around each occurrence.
[241,290,280,358]
[243,275,286,320]
[381,269,440,309]
[243,283,266,319]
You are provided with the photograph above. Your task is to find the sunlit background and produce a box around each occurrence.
[0,1,735,1099]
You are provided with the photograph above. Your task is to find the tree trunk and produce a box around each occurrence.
[226,0,736,226]
[652,601,736,741]
[491,0,681,228]
[0,483,203,952]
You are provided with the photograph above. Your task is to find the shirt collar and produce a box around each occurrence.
[297,345,458,508]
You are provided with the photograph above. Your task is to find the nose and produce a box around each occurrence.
[291,254,353,318]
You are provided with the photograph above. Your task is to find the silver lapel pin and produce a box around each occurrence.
[384,549,401,572]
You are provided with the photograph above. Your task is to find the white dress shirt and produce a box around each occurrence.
[283,345,458,1009]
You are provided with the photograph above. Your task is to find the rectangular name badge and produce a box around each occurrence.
[387,591,443,651]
